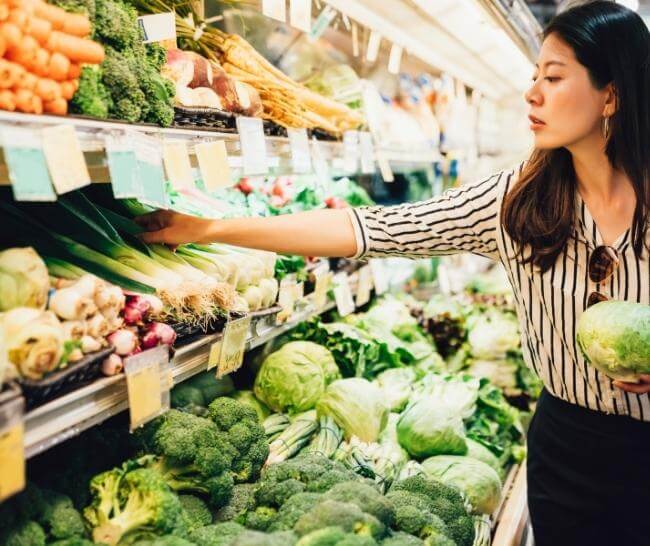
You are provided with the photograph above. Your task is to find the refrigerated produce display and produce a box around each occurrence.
[2,1,623,545]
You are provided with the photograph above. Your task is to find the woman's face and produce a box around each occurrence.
[525,33,611,150]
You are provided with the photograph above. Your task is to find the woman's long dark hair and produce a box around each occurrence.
[502,1,650,271]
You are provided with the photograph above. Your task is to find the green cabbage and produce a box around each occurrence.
[374,367,416,412]
[467,309,520,359]
[465,438,502,478]
[316,378,389,442]
[231,390,271,421]
[422,455,502,515]
[254,341,339,414]
[576,301,650,382]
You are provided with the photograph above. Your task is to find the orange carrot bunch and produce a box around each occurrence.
[0,0,104,115]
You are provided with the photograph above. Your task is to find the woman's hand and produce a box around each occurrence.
[613,375,650,394]
[135,210,216,245]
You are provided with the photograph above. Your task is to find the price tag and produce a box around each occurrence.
[351,22,359,57]
[41,125,91,194]
[105,131,142,199]
[309,5,337,40]
[313,263,332,309]
[333,272,355,317]
[377,151,394,183]
[1,127,56,201]
[124,345,170,430]
[356,265,373,306]
[277,274,298,323]
[311,138,330,190]
[163,141,194,190]
[359,132,375,174]
[207,339,222,371]
[0,397,25,502]
[369,259,389,295]
[133,133,167,208]
[216,314,252,378]
[236,116,268,175]
[262,0,286,22]
[287,128,312,174]
[196,140,232,190]
[388,43,403,74]
[366,31,382,63]
[138,12,176,43]
[343,130,359,174]
[290,0,311,32]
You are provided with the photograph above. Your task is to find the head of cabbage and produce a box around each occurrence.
[576,301,650,382]
[254,341,340,414]
[316,378,389,442]
[375,367,417,412]
[422,455,502,515]
[468,309,520,359]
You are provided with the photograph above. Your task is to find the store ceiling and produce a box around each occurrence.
[526,0,650,27]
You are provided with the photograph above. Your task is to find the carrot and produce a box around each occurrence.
[0,89,16,111]
[0,58,24,88]
[14,87,39,112]
[43,96,66,114]
[32,93,42,113]
[1,22,23,49]
[30,46,49,76]
[60,78,75,99]
[5,34,38,67]
[0,34,5,57]
[33,1,65,30]
[34,76,60,101]
[8,8,27,29]
[61,12,89,37]
[47,50,68,80]
[0,5,10,22]
[46,31,104,64]
[24,14,51,44]
[16,70,37,91]
[66,61,80,79]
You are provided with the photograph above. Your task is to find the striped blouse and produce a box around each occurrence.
[348,164,650,420]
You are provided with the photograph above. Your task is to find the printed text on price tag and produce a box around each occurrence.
[216,315,252,378]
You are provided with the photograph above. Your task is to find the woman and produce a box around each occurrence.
[138,2,649,544]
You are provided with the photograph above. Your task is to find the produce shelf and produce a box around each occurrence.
[23,295,338,459]
[492,463,531,546]
[0,111,440,187]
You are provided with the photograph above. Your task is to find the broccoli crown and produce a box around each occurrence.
[296,526,347,546]
[208,397,270,484]
[215,483,257,524]
[385,491,451,541]
[3,520,47,546]
[93,0,140,49]
[48,538,97,546]
[230,530,298,546]
[244,506,279,532]
[179,495,213,531]
[87,467,183,546]
[190,522,246,546]
[171,384,206,410]
[392,505,430,537]
[12,482,46,521]
[70,65,112,119]
[385,491,434,515]
[381,532,424,546]
[294,500,386,540]
[391,477,465,510]
[138,410,237,508]
[255,478,306,509]
[131,537,197,546]
[423,536,456,546]
[444,516,474,546]
[39,489,86,540]
[324,482,395,527]
[268,492,323,531]
[336,536,378,546]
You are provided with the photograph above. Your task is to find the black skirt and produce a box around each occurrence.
[527,389,650,546]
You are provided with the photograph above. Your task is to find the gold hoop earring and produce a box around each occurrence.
[602,116,611,140]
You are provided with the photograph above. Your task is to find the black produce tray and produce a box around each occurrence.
[173,106,237,132]
[20,347,115,409]
[0,381,22,407]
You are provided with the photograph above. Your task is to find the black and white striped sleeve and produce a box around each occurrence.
[347,170,505,260]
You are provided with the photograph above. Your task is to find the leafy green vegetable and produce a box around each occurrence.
[576,301,650,382]
[467,309,520,360]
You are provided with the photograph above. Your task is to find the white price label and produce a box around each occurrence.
[41,125,91,194]
[216,314,252,378]
[262,0,286,22]
[277,274,298,323]
[311,138,330,190]
[237,116,269,175]
[356,265,373,307]
[366,31,382,63]
[388,43,403,74]
[0,397,25,502]
[290,0,312,32]
[196,140,232,190]
[287,128,312,173]
[138,12,176,43]
[163,141,194,190]
[309,5,336,40]
[124,345,170,430]
[105,131,142,199]
[369,259,389,295]
[359,132,375,174]
[343,130,359,174]
[333,272,355,317]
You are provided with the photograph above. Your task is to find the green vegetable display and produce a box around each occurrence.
[576,301,650,382]
[255,342,340,414]
[421,456,502,515]
[467,309,520,360]
[317,378,389,442]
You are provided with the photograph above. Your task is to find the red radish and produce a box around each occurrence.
[162,48,194,87]
[185,51,213,88]
[101,353,123,376]
[236,178,254,195]
[141,322,177,349]
[107,328,138,356]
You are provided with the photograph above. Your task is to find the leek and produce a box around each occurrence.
[43,257,86,280]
